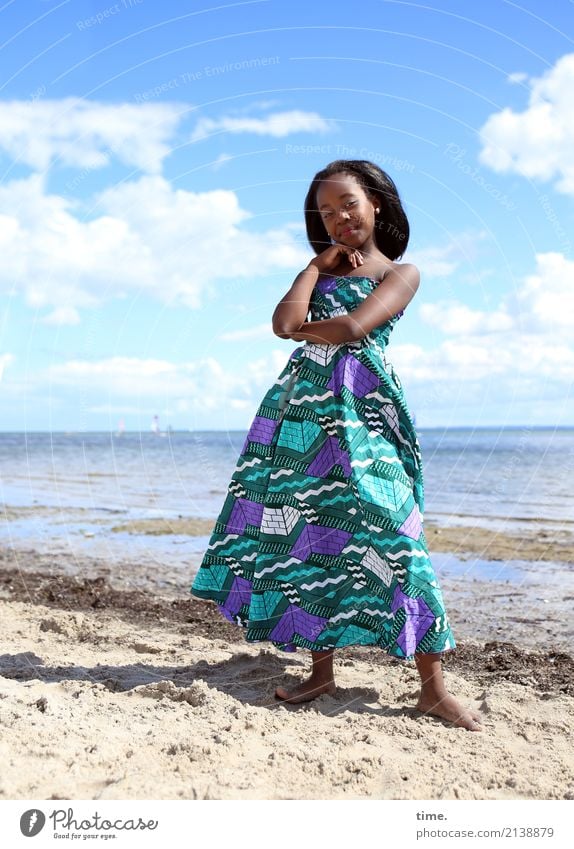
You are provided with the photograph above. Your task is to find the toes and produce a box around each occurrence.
[275,686,306,703]
[462,713,483,731]
[274,683,334,704]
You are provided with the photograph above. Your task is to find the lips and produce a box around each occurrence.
[340,226,358,237]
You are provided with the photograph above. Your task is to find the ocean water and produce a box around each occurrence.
[1,428,573,525]
[1,428,573,577]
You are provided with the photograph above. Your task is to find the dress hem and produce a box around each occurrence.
[190,590,457,662]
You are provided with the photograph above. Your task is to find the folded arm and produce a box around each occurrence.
[274,313,356,344]
[275,264,421,344]
[272,265,319,336]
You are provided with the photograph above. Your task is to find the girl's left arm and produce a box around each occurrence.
[279,264,420,344]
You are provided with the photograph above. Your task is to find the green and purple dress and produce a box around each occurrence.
[190,274,456,659]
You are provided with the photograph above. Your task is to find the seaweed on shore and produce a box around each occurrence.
[1,564,572,698]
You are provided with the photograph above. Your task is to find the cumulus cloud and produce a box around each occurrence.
[49,356,195,399]
[0,172,310,320]
[419,302,514,336]
[191,109,335,141]
[421,251,574,339]
[401,251,574,415]
[478,53,574,194]
[512,251,574,332]
[0,97,183,173]
[44,349,291,421]
[393,336,574,384]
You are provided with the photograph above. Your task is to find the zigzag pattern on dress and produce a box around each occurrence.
[191,274,456,659]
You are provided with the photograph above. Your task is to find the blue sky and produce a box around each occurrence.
[1,0,573,431]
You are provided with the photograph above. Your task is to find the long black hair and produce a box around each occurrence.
[304,159,410,260]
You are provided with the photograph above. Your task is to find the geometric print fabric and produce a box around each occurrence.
[191,275,456,659]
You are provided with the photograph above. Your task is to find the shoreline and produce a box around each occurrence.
[423,520,574,564]
[3,506,574,563]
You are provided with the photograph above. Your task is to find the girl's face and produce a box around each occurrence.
[315,172,378,249]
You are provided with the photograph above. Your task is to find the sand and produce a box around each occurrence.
[1,543,574,800]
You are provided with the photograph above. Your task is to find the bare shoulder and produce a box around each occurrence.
[377,261,420,286]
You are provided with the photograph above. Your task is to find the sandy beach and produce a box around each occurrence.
[1,521,573,801]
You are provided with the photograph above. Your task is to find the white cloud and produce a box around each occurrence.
[393,336,574,385]
[0,353,14,381]
[401,250,574,409]
[420,252,574,339]
[507,71,528,85]
[191,110,335,141]
[513,251,574,332]
[0,172,310,318]
[420,302,513,336]
[45,350,292,416]
[48,357,179,394]
[33,348,289,428]
[41,306,81,326]
[0,97,183,173]
[407,230,489,277]
[219,323,272,341]
[406,246,458,278]
[478,53,574,194]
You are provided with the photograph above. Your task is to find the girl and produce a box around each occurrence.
[191,159,483,732]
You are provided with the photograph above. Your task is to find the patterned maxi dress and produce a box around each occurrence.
[190,274,456,659]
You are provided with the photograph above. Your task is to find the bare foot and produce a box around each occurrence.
[275,677,337,704]
[416,692,484,731]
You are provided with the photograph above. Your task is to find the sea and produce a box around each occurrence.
[1,428,573,583]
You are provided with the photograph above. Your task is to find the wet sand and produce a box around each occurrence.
[424,521,574,564]
[5,505,574,563]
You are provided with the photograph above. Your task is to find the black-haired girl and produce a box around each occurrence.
[191,159,483,732]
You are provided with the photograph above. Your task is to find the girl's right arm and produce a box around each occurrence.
[272,244,364,337]
[271,264,319,337]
